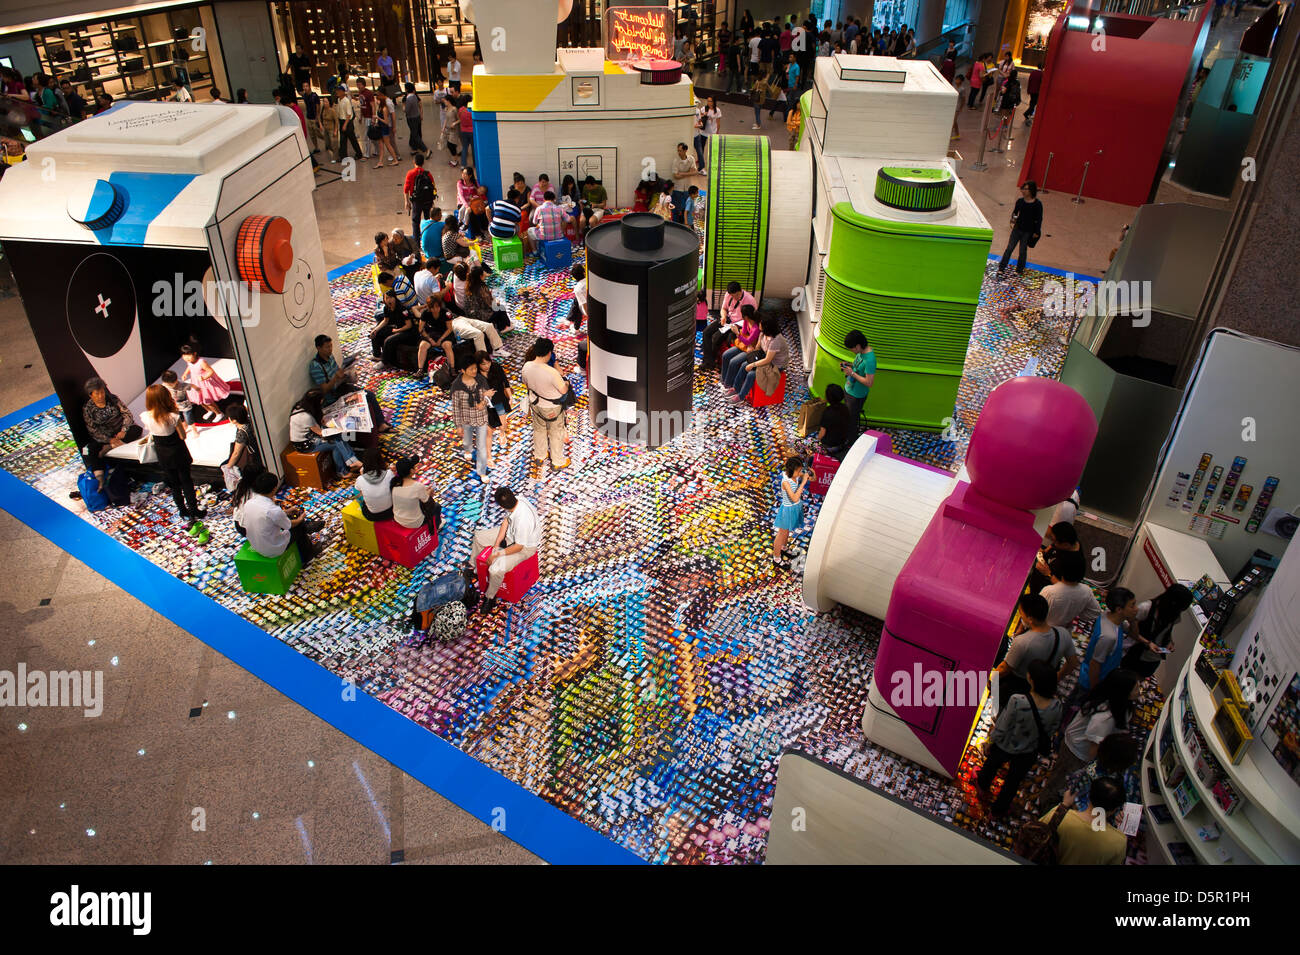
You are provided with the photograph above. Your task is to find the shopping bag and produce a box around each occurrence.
[797,399,827,437]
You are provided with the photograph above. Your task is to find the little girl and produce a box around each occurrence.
[773,455,808,570]
[181,344,231,422]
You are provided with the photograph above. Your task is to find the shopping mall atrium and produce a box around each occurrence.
[0,0,1295,884]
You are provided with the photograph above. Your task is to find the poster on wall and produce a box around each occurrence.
[1139,331,1299,573]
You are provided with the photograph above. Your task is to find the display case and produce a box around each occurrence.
[1142,641,1300,864]
[33,8,215,104]
[429,0,475,48]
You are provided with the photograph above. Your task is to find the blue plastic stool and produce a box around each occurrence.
[539,238,572,270]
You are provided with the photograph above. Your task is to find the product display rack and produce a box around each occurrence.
[1143,640,1300,865]
[33,9,213,104]
[428,1,475,49]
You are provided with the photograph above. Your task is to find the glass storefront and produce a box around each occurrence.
[31,4,227,105]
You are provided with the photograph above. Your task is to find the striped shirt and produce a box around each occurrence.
[531,201,567,242]
[385,273,418,310]
[489,199,522,239]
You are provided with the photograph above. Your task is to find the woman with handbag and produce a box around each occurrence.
[521,338,572,471]
[728,314,789,404]
[222,402,256,492]
[997,180,1041,277]
[718,305,762,391]
[976,660,1062,817]
[370,93,399,168]
[140,384,204,525]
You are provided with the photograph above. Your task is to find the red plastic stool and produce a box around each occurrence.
[809,452,841,496]
[475,546,540,603]
[747,371,786,408]
[376,520,438,568]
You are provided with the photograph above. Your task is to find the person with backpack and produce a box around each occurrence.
[977,659,1062,817]
[1076,587,1139,699]
[1038,668,1141,811]
[404,153,437,240]
[994,593,1079,709]
[521,338,571,472]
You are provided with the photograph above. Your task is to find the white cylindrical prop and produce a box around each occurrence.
[803,433,958,618]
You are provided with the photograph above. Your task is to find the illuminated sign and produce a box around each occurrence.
[605,5,674,62]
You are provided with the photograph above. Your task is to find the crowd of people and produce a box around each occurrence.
[977,498,1195,863]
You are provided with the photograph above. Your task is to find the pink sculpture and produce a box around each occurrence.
[864,377,1098,776]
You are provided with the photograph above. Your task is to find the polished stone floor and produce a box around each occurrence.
[0,45,1170,863]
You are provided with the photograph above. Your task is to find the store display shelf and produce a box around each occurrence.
[1140,755,1181,864]
[1151,706,1234,864]
[1183,642,1300,844]
[1170,687,1279,862]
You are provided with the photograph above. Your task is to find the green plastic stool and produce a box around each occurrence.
[234,540,302,595]
[491,234,524,270]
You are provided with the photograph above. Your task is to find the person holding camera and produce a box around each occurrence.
[773,455,809,570]
[841,330,875,428]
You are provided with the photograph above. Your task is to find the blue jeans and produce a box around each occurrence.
[461,425,488,477]
[721,347,753,389]
[306,438,356,474]
[736,368,759,401]
[459,131,473,168]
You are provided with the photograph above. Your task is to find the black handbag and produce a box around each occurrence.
[53,49,73,63]
[73,66,92,82]
[172,26,190,40]
[113,35,140,52]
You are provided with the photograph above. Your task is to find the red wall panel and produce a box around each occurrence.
[1020,17,1199,206]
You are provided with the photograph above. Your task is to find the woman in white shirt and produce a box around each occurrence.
[354,448,395,521]
[390,456,441,534]
[1038,668,1140,811]
[694,96,721,167]
[141,384,203,523]
[289,390,361,475]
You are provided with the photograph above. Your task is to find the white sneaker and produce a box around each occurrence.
[751,124,761,130]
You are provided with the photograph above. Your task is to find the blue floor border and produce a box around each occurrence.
[984,252,1100,284]
[0,406,639,865]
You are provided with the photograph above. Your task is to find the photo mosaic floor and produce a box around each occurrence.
[0,252,1159,863]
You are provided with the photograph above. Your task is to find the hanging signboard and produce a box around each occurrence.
[605,5,675,62]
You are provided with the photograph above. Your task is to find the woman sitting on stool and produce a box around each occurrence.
[80,376,142,485]
[354,448,395,521]
[391,455,441,535]
[289,389,362,476]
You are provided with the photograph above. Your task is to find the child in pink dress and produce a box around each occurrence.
[181,345,231,422]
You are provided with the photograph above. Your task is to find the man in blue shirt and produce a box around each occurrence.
[420,214,448,273]
[309,335,391,432]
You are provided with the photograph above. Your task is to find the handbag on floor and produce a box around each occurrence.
[78,471,109,512]
[797,399,827,437]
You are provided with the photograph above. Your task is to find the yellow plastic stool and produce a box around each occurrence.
[342,500,381,555]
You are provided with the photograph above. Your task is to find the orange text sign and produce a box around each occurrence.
[606,5,675,61]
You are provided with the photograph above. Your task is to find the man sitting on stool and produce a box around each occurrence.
[473,486,541,614]
[244,470,324,564]
[308,334,392,434]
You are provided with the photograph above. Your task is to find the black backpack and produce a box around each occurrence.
[412,170,435,207]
